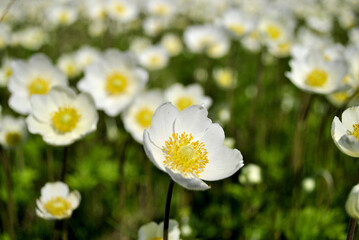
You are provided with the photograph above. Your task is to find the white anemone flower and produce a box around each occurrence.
[146,0,177,18]
[123,89,164,143]
[0,115,27,148]
[138,45,169,71]
[138,219,180,240]
[164,83,212,111]
[8,54,68,115]
[219,9,256,38]
[331,106,359,158]
[286,51,347,94]
[346,184,359,219]
[26,86,98,146]
[74,46,101,71]
[57,53,81,79]
[184,25,230,58]
[238,163,262,184]
[106,0,138,23]
[36,181,80,220]
[143,103,243,191]
[161,33,183,57]
[46,5,78,26]
[18,27,49,50]
[78,49,148,116]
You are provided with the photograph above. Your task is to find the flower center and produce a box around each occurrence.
[115,3,127,14]
[306,69,328,87]
[43,197,71,217]
[136,107,153,128]
[106,72,128,95]
[154,4,168,16]
[59,12,70,24]
[351,124,359,142]
[228,23,245,36]
[52,106,81,133]
[266,25,281,39]
[149,55,161,67]
[163,132,208,177]
[28,77,50,96]
[5,132,22,147]
[5,67,12,78]
[176,97,193,111]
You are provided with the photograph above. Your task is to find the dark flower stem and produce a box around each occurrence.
[347,218,356,240]
[60,146,68,181]
[164,179,175,240]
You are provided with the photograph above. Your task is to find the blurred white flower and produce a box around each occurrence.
[138,219,180,240]
[130,37,152,54]
[143,103,243,190]
[0,115,27,148]
[123,89,164,143]
[106,0,138,23]
[161,33,183,57]
[239,163,262,185]
[57,53,81,79]
[138,45,169,71]
[164,83,212,111]
[75,46,101,71]
[331,106,359,158]
[143,17,169,36]
[17,27,49,50]
[36,181,80,220]
[184,25,230,58]
[26,86,98,146]
[219,9,256,38]
[213,67,236,89]
[0,57,12,87]
[0,23,11,49]
[46,5,78,26]
[258,17,294,44]
[346,184,359,219]
[146,0,177,18]
[8,54,68,115]
[302,177,316,192]
[286,51,347,94]
[78,49,148,116]
[84,0,107,21]
[88,20,107,37]
[223,137,235,149]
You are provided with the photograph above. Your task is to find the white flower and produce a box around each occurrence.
[17,27,49,50]
[123,89,164,143]
[57,53,81,78]
[164,83,212,111]
[0,115,27,148]
[302,177,316,192]
[213,67,236,89]
[143,17,169,37]
[8,54,68,115]
[130,37,152,54]
[346,184,359,219]
[184,25,230,58]
[0,23,11,49]
[26,86,98,146]
[143,103,243,190]
[138,219,180,240]
[238,163,261,184]
[46,5,78,26]
[36,181,80,220]
[286,51,347,94]
[161,33,183,57]
[331,106,359,158]
[74,45,101,71]
[88,20,107,37]
[78,49,148,116]
[138,45,169,71]
[106,0,138,23]
[146,0,177,18]
[219,9,256,38]
[0,57,12,87]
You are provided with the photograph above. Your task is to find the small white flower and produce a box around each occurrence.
[219,9,256,38]
[36,181,80,220]
[138,219,180,240]
[17,27,49,50]
[213,67,236,89]
[123,89,164,143]
[238,163,261,185]
[26,86,98,146]
[88,20,107,37]
[78,49,148,116]
[75,46,101,71]
[143,103,243,190]
[331,106,359,158]
[164,83,212,111]
[146,0,177,18]
[46,5,78,26]
[0,115,27,148]
[143,17,169,37]
[161,33,183,57]
[130,37,152,54]
[8,54,68,115]
[106,0,138,23]
[302,177,316,192]
[57,53,81,78]
[138,45,169,71]
[346,184,359,219]
[0,57,12,87]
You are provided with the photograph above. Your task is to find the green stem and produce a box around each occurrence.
[163,179,174,240]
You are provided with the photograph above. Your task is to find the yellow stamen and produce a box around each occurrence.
[228,24,245,36]
[105,72,128,95]
[305,69,328,87]
[266,25,281,39]
[5,68,12,78]
[136,107,153,128]
[28,77,50,96]
[5,132,22,147]
[176,97,193,111]
[163,132,208,177]
[351,124,359,142]
[43,197,71,217]
[52,107,81,133]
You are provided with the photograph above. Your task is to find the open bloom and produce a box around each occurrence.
[143,103,243,190]
[331,106,359,158]
[26,86,98,146]
[0,115,27,148]
[36,181,80,220]
[138,219,180,240]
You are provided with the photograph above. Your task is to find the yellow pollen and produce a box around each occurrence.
[5,68,12,78]
[28,77,50,96]
[228,23,245,36]
[266,25,281,39]
[162,132,208,177]
[135,107,153,128]
[52,106,81,133]
[43,197,71,217]
[105,72,128,95]
[305,69,328,87]
[5,132,22,147]
[176,97,193,111]
[351,124,359,142]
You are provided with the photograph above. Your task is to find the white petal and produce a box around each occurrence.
[138,222,159,240]
[199,146,243,181]
[337,135,359,158]
[342,107,359,131]
[68,190,81,210]
[143,130,166,171]
[165,167,211,191]
[40,181,69,202]
[331,116,347,143]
